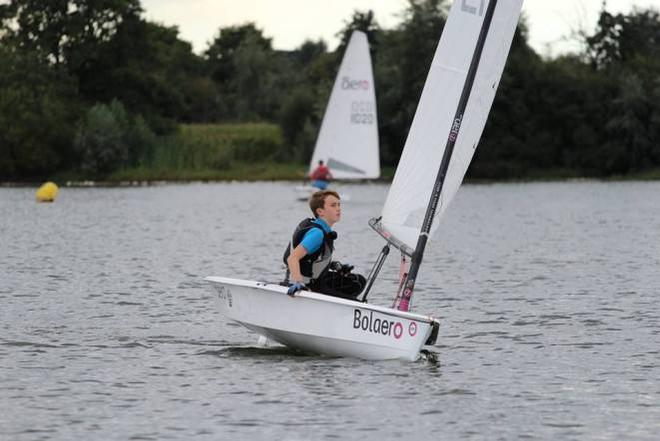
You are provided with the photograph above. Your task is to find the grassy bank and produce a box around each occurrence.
[110,162,309,181]
[108,122,308,181]
[104,122,395,182]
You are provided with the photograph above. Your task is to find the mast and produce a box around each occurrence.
[397,0,499,311]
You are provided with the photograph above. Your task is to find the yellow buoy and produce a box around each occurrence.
[36,181,59,202]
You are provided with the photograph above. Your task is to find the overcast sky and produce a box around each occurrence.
[140,0,660,57]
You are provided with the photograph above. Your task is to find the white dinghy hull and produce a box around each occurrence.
[294,185,317,202]
[205,276,438,361]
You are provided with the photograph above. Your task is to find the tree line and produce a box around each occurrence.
[1,0,660,181]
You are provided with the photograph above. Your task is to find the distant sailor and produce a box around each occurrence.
[283,190,365,299]
[309,160,333,190]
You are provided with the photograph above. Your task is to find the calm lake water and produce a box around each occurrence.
[1,181,659,440]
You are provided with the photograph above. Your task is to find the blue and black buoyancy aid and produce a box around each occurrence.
[283,218,336,283]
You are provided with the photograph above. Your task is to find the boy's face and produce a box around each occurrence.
[317,195,341,225]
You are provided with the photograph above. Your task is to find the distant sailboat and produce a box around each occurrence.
[295,30,380,201]
[208,0,523,360]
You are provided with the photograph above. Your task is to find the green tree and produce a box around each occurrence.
[75,100,131,174]
[583,6,660,174]
[0,47,81,179]
[74,99,155,175]
[587,7,660,69]
[205,23,296,122]
[295,39,327,65]
[78,17,207,131]
[276,39,334,161]
[205,23,272,84]
[336,10,380,55]
[473,19,547,178]
[0,0,142,72]
[1,0,203,133]
[603,73,655,173]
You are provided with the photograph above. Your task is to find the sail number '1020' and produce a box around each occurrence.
[350,101,374,124]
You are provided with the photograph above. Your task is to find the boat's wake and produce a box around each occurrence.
[419,348,440,364]
[197,345,311,358]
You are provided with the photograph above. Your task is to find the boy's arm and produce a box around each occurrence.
[287,245,308,283]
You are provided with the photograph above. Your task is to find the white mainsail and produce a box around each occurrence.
[309,31,380,180]
[380,0,522,250]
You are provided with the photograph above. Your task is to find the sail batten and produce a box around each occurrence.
[380,0,523,252]
[435,64,469,75]
[309,31,380,180]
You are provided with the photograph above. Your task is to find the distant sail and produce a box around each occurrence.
[309,31,380,180]
[380,0,522,250]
